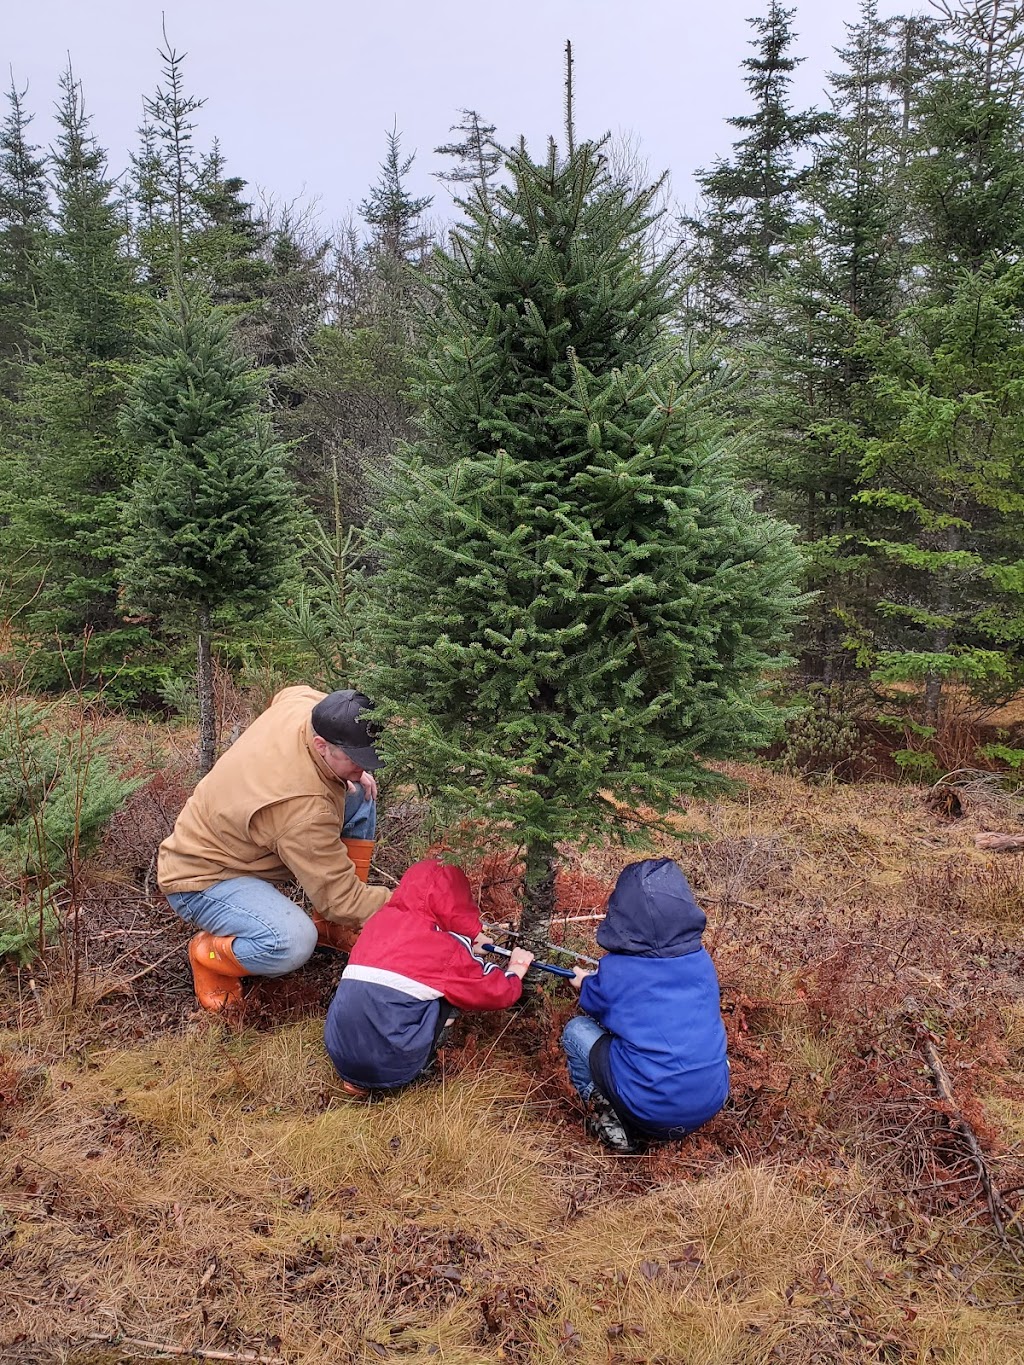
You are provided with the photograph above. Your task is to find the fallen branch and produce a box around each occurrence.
[86,1334,285,1365]
[975,831,1024,852]
[918,1030,1021,1260]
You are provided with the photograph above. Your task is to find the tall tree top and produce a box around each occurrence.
[142,23,206,241]
[690,1,829,316]
[434,108,501,209]
[0,81,48,228]
[360,126,433,263]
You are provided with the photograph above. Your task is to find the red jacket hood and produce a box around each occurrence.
[387,860,482,939]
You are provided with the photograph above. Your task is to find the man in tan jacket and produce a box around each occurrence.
[160,686,391,1011]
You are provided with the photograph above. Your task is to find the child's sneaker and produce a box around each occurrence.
[585,1095,637,1154]
[341,1079,370,1100]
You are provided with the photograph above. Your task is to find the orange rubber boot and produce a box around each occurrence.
[311,839,375,952]
[188,932,250,1012]
[342,837,374,884]
[311,912,358,953]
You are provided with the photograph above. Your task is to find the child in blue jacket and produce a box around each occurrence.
[562,858,729,1153]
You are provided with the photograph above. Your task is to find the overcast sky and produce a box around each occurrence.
[8,0,915,233]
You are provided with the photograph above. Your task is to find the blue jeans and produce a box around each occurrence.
[166,790,376,977]
[561,1015,609,1102]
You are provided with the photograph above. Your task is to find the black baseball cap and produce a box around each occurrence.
[310,690,382,771]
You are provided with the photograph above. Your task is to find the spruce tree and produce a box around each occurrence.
[360,139,804,933]
[119,286,298,772]
[856,264,1024,713]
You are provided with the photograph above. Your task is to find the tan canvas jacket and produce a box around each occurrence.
[158,686,390,930]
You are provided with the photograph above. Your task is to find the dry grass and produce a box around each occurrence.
[4,760,1024,1363]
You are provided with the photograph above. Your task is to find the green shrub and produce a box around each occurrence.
[892,747,942,782]
[0,698,143,962]
[977,741,1024,771]
[779,684,870,783]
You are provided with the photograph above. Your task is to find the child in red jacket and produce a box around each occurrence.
[324,860,533,1094]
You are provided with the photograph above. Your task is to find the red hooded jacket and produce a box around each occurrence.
[324,860,522,1088]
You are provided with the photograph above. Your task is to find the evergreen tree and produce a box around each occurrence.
[278,140,433,539]
[435,109,501,209]
[129,116,163,261]
[0,80,49,389]
[685,1,828,335]
[746,1,908,679]
[137,25,205,272]
[0,67,144,693]
[119,286,298,772]
[193,142,271,307]
[258,211,331,376]
[360,126,433,267]
[912,0,1024,275]
[856,263,1024,712]
[851,0,1024,717]
[143,26,203,256]
[361,139,804,933]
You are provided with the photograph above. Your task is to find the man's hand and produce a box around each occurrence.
[570,966,595,991]
[470,929,490,958]
[506,947,534,979]
[348,771,378,802]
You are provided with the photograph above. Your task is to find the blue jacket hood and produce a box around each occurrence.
[597,859,706,958]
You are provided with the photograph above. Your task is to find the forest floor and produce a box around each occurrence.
[3,732,1024,1364]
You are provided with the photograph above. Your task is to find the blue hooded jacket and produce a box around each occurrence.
[581,859,729,1137]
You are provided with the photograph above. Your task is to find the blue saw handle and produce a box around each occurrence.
[481,944,577,980]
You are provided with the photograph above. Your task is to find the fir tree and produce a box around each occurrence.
[851,0,1024,718]
[912,0,1024,275]
[129,116,163,260]
[746,0,908,679]
[360,139,804,933]
[0,66,144,693]
[0,80,49,388]
[191,141,273,338]
[258,211,331,376]
[856,263,1024,712]
[119,286,298,772]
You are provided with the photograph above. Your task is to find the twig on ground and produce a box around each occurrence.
[144,851,158,907]
[918,1028,1021,1261]
[91,943,184,1003]
[87,928,166,941]
[86,1335,285,1365]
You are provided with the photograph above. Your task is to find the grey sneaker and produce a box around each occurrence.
[585,1095,637,1154]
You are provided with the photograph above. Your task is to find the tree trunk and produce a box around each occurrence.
[925,528,959,728]
[197,609,216,777]
[521,837,557,940]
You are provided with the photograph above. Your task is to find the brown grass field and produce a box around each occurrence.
[3,734,1024,1364]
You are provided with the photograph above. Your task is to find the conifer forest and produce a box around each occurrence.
[5,3,1024,1363]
